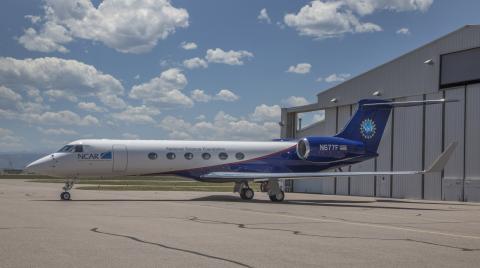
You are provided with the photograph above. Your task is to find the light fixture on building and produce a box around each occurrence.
[330,98,337,103]
[372,90,382,96]
[424,59,434,65]
[278,121,284,127]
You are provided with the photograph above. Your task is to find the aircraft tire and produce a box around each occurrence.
[60,192,71,201]
[243,188,254,200]
[269,190,285,202]
[239,189,246,199]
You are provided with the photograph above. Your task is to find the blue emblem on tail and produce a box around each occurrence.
[360,118,376,139]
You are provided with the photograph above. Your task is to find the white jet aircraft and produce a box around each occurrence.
[25,99,457,202]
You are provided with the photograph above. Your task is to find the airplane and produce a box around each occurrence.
[25,99,457,202]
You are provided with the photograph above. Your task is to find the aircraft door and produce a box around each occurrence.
[113,144,128,172]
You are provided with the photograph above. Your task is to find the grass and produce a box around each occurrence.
[0,174,260,192]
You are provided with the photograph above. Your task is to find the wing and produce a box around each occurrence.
[201,142,457,181]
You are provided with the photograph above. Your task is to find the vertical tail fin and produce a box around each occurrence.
[335,99,392,153]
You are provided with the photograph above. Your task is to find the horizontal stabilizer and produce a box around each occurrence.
[201,142,457,181]
[362,99,457,108]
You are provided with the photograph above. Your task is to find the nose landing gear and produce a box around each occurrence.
[60,178,76,201]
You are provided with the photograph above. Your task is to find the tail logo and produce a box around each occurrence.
[360,118,376,139]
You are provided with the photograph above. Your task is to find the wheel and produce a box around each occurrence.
[60,192,71,201]
[239,189,246,199]
[242,188,254,200]
[269,190,285,202]
[240,188,254,200]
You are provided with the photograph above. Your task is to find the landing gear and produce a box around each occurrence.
[264,180,285,202]
[269,190,285,202]
[240,188,254,200]
[234,182,254,200]
[60,178,76,201]
[60,191,71,200]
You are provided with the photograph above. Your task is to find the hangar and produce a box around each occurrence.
[281,25,480,202]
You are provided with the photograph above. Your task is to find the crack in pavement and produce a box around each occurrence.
[90,227,253,268]
[186,217,480,252]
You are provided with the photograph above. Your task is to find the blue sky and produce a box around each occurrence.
[0,0,479,152]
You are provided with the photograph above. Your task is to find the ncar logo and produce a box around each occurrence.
[360,118,376,139]
[77,152,112,160]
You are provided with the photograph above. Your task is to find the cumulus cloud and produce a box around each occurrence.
[324,73,351,83]
[0,86,22,102]
[37,127,78,136]
[112,105,161,124]
[34,110,99,126]
[18,22,72,53]
[190,89,239,103]
[214,89,239,102]
[78,102,105,112]
[18,0,189,54]
[287,63,311,74]
[0,57,126,109]
[205,48,253,65]
[183,57,208,69]
[0,128,23,150]
[44,89,78,102]
[250,104,281,122]
[284,0,433,39]
[258,8,271,24]
[181,41,197,50]
[344,0,433,15]
[129,68,193,107]
[190,89,211,103]
[396,27,410,35]
[159,111,279,141]
[282,96,310,106]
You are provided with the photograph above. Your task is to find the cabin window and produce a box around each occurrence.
[235,152,245,160]
[184,152,194,160]
[148,152,157,160]
[218,152,228,160]
[202,152,211,160]
[166,152,176,160]
[74,145,83,153]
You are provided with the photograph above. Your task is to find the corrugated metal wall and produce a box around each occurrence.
[443,87,465,201]
[375,104,392,197]
[424,92,443,200]
[465,84,480,201]
[392,96,423,198]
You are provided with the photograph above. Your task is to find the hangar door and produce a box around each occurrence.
[113,144,128,172]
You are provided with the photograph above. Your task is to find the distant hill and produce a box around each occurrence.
[0,153,47,170]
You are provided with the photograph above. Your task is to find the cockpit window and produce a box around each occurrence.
[74,145,83,153]
[57,145,74,152]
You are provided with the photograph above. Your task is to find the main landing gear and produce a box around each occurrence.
[60,178,76,201]
[234,181,285,202]
[235,182,255,200]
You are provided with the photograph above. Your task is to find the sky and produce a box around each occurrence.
[0,0,479,153]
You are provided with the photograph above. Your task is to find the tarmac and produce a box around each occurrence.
[1,179,480,268]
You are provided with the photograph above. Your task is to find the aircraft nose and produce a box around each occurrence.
[25,155,55,175]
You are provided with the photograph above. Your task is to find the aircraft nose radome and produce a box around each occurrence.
[25,156,54,175]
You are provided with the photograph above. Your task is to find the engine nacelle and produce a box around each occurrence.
[296,136,366,162]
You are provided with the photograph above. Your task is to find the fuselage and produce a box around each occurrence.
[25,138,374,181]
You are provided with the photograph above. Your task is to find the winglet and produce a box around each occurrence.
[425,142,457,173]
